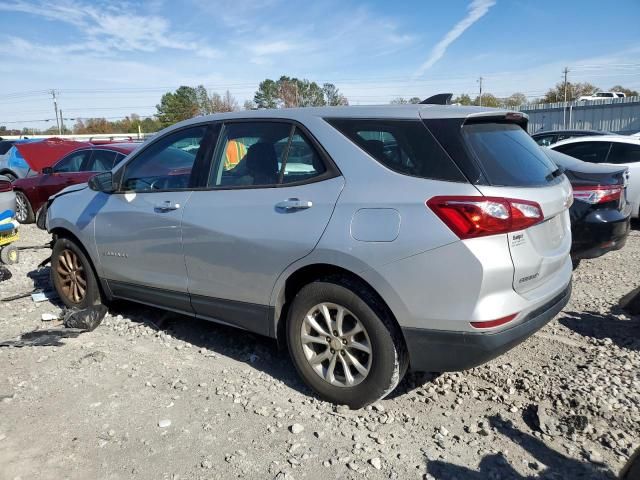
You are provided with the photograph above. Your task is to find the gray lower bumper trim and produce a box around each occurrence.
[402,282,572,372]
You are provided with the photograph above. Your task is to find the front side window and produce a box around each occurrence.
[606,142,640,164]
[327,118,465,182]
[209,122,292,187]
[553,141,611,164]
[121,126,207,191]
[54,150,92,173]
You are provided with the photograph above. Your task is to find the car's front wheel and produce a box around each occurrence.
[15,191,34,224]
[51,237,101,309]
[287,277,407,408]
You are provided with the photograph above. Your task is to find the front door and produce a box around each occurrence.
[182,121,344,334]
[94,125,211,312]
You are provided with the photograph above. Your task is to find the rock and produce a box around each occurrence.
[439,426,449,436]
[370,457,382,470]
[533,401,561,437]
[587,449,604,465]
[158,419,171,428]
[201,460,213,469]
[290,424,304,434]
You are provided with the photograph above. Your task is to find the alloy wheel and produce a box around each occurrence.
[300,302,372,387]
[56,249,87,304]
[15,194,28,223]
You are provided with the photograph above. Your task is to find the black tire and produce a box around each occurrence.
[571,258,581,270]
[287,276,407,408]
[15,191,34,224]
[0,245,19,265]
[51,237,101,309]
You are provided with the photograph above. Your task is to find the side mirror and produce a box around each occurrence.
[88,172,115,193]
[42,167,53,175]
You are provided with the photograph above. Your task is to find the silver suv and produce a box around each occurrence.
[46,105,573,407]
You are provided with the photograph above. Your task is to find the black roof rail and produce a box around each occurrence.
[420,93,453,105]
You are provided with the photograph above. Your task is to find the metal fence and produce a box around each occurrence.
[519,96,640,134]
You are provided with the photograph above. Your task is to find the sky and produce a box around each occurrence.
[1,0,639,130]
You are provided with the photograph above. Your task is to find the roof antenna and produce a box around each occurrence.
[420,93,453,105]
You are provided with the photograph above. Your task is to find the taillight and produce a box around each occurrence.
[572,185,622,204]
[0,179,12,193]
[427,196,543,239]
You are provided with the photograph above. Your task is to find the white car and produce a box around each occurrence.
[578,91,626,101]
[551,135,640,218]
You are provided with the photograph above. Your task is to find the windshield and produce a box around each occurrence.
[462,123,557,187]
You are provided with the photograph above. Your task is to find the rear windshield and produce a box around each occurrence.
[326,118,466,182]
[462,123,557,187]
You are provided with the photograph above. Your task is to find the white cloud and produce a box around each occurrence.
[248,41,295,56]
[414,0,496,77]
[0,0,221,58]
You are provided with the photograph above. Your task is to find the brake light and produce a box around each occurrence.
[470,313,518,329]
[427,196,543,239]
[0,179,12,193]
[572,185,622,204]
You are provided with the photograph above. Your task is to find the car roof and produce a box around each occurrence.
[164,104,520,130]
[551,135,640,148]
[73,142,139,154]
[532,129,607,136]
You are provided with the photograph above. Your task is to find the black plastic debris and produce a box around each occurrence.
[63,305,108,332]
[0,266,11,283]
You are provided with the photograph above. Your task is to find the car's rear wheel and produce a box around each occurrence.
[51,237,101,309]
[287,277,407,408]
[15,191,34,224]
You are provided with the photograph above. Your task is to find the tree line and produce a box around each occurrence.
[2,78,637,136]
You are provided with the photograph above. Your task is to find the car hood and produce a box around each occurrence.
[50,182,88,201]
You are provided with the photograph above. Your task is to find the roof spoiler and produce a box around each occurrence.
[420,93,453,105]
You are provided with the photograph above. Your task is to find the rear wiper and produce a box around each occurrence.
[546,166,565,182]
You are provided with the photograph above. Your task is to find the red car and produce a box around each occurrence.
[12,143,138,223]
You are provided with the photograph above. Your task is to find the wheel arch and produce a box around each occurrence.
[272,262,407,353]
[50,226,112,302]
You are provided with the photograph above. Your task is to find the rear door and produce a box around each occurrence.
[442,120,572,294]
[181,120,343,335]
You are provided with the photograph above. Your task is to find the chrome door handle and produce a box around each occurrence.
[154,201,180,212]
[275,198,313,211]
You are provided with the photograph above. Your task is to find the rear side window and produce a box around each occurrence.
[462,123,557,186]
[327,118,466,182]
[84,149,118,171]
[606,142,640,164]
[553,141,611,164]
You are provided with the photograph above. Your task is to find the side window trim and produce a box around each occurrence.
[277,124,296,184]
[114,123,215,193]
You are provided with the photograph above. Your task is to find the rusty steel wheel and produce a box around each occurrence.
[56,248,88,304]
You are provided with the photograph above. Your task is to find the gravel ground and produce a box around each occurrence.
[1,224,639,480]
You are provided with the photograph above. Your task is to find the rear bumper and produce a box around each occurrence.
[403,281,571,372]
[571,207,631,260]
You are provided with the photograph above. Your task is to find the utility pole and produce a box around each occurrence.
[50,89,61,135]
[478,76,483,107]
[562,67,569,128]
[59,110,64,135]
